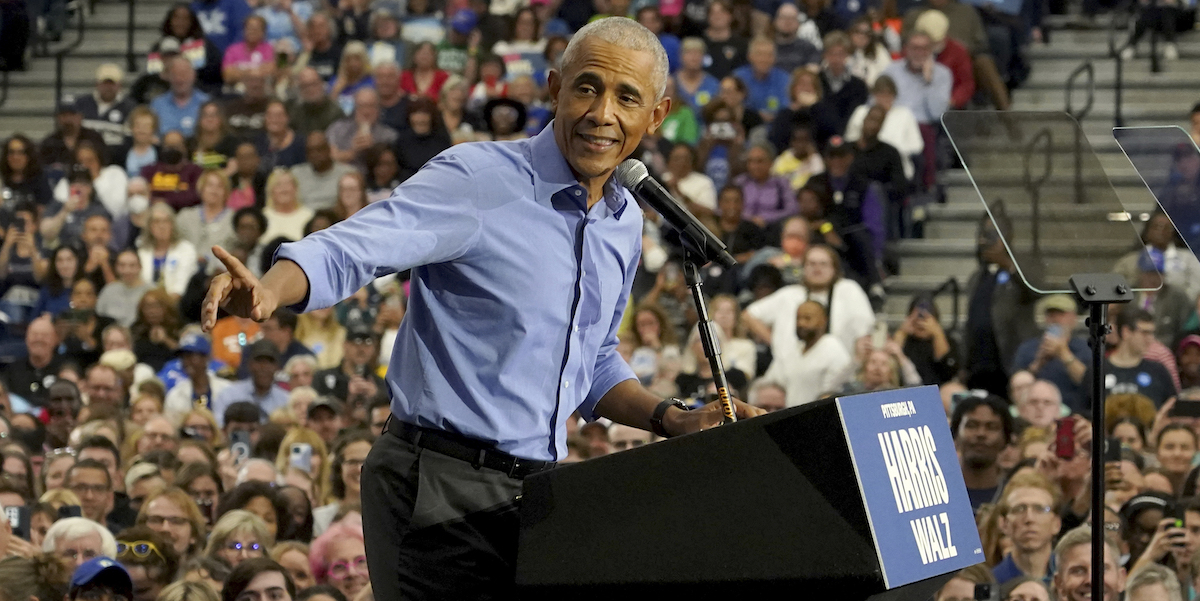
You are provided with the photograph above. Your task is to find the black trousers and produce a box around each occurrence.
[361,428,524,600]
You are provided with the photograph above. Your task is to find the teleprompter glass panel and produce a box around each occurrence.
[942,111,1158,294]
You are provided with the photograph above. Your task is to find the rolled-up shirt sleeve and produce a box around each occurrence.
[578,243,642,421]
[275,153,483,312]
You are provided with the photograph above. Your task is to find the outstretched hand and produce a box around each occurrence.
[202,245,279,331]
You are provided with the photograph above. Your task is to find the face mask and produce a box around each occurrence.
[128,194,150,214]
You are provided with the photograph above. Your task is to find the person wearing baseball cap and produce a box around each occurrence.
[313,323,386,420]
[163,330,233,424]
[42,97,108,172]
[75,63,137,149]
[1012,294,1090,412]
[210,339,290,427]
[1179,335,1200,389]
[436,9,478,76]
[68,557,134,601]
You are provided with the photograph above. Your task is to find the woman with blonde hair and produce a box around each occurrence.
[137,202,199,300]
[180,408,224,449]
[438,75,480,145]
[274,428,330,503]
[295,307,346,369]
[271,541,316,590]
[331,41,373,113]
[261,169,314,243]
[157,579,221,601]
[40,449,76,492]
[205,510,273,569]
[177,169,236,264]
[139,201,200,299]
[39,488,82,510]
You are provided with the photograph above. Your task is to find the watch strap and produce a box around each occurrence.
[651,398,688,438]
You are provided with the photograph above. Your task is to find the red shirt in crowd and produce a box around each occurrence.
[936,37,975,110]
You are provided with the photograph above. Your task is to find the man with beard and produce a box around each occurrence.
[759,300,852,407]
[950,393,1011,509]
[289,67,345,135]
[45,379,83,451]
[851,105,907,239]
[1052,525,1126,601]
[992,472,1062,585]
[3,315,63,406]
[39,104,108,173]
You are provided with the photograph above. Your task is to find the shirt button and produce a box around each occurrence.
[574,325,580,333]
[563,380,570,388]
[573,190,581,196]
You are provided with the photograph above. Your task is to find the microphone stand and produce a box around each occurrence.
[680,237,736,425]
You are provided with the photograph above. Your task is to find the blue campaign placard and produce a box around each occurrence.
[836,386,982,589]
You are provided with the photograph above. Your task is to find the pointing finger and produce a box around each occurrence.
[212,245,258,283]
[202,273,233,332]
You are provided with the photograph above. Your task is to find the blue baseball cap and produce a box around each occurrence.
[178,331,211,355]
[450,9,477,34]
[70,558,133,600]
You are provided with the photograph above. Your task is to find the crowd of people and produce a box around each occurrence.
[0,0,1198,598]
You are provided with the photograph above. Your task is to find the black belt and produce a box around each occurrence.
[385,416,557,479]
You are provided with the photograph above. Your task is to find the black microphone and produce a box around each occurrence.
[614,159,737,268]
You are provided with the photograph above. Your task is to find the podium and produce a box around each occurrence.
[516,387,981,599]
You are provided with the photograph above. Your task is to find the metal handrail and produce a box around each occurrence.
[1109,5,1134,127]
[1024,128,1053,256]
[1063,62,1093,206]
[929,276,961,334]
[125,0,136,73]
[1065,61,1095,122]
[52,6,88,119]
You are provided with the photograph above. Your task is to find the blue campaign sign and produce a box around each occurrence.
[836,386,982,589]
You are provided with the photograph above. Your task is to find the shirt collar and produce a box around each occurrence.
[530,120,628,220]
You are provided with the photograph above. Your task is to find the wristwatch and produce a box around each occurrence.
[651,398,689,438]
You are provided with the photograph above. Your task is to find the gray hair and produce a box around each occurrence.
[1126,564,1183,601]
[1053,525,1121,575]
[284,354,318,375]
[560,17,669,101]
[372,60,401,74]
[42,517,118,557]
[236,458,282,486]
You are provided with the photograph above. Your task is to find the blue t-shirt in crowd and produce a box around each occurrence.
[733,65,791,116]
[659,33,682,73]
[674,72,720,121]
[150,90,213,136]
[258,0,313,51]
[191,0,253,52]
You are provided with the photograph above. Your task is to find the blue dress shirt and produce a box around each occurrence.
[277,123,642,461]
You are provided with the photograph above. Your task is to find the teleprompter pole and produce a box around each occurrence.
[1069,273,1132,601]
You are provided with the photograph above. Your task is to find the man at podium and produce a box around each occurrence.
[200,17,762,600]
